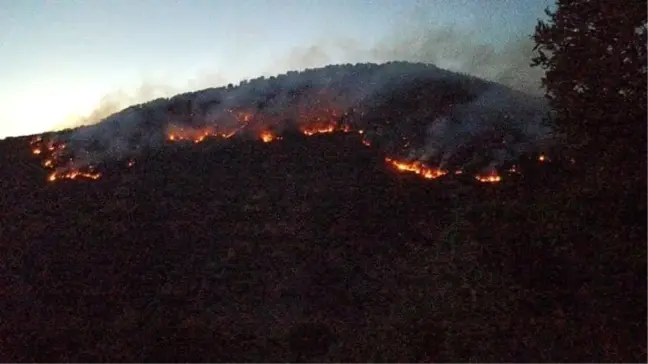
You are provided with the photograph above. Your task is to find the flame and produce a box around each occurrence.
[28,103,553,184]
[30,137,102,182]
[260,131,276,143]
[302,125,336,136]
[475,173,502,183]
[385,158,447,180]
[46,170,102,183]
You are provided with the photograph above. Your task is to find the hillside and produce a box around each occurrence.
[0,130,556,362]
[25,62,549,183]
[0,63,645,362]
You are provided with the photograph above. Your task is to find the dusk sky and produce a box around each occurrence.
[0,0,553,138]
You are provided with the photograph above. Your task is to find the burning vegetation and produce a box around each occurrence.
[30,136,102,182]
[27,63,553,184]
[29,114,543,185]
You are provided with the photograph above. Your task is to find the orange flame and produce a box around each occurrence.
[260,131,276,143]
[475,173,502,183]
[29,105,553,184]
[302,125,336,136]
[385,158,447,179]
[47,169,102,183]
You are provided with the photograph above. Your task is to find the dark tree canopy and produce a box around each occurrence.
[532,0,647,185]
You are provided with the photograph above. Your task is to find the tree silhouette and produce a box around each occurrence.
[531,0,646,186]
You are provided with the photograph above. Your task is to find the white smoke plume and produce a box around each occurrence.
[45,62,548,175]
[57,12,546,137]
[265,17,545,95]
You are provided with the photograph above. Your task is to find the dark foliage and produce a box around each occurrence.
[0,23,645,360]
[532,0,647,187]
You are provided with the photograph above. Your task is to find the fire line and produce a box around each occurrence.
[29,114,539,184]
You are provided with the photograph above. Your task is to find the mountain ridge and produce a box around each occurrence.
[13,61,551,184]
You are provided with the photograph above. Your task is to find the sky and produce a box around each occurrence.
[0,0,553,139]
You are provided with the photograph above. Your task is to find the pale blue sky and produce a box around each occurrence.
[0,0,553,138]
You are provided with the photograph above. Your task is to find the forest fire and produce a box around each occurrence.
[48,170,102,182]
[260,131,278,143]
[167,125,237,143]
[28,116,548,185]
[475,173,502,183]
[29,136,102,183]
[385,158,447,180]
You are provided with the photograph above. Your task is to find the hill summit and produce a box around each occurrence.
[23,62,550,184]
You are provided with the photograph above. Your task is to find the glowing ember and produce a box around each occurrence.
[260,131,276,143]
[302,125,336,136]
[29,112,553,184]
[475,174,502,183]
[385,158,447,179]
[44,169,102,183]
[30,136,103,182]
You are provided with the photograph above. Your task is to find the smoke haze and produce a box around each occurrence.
[267,23,543,95]
[64,14,544,133]
[38,60,549,182]
[35,10,552,178]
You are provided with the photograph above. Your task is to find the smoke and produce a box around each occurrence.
[53,11,546,149]
[44,62,549,176]
[419,86,550,170]
[266,21,544,95]
[371,26,545,96]
[51,82,181,131]
[52,74,232,132]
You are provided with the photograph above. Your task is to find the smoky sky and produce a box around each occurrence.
[59,12,546,130]
[268,23,544,96]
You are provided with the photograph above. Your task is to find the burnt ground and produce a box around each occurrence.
[0,132,645,362]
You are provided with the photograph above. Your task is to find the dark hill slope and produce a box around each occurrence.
[0,132,536,363]
[0,131,645,362]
